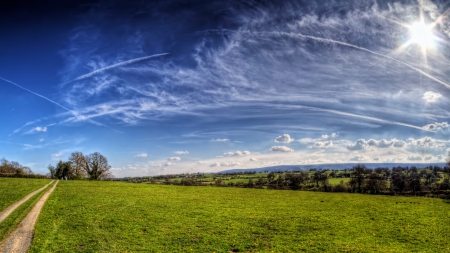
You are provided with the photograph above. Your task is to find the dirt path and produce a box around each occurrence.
[0,181,54,224]
[0,181,58,253]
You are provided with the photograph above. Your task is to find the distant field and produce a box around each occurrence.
[328,178,350,185]
[0,178,51,211]
[227,178,250,184]
[31,181,449,252]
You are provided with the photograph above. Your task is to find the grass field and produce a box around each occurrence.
[328,178,350,185]
[0,178,51,211]
[227,178,251,184]
[30,181,450,252]
[0,181,53,242]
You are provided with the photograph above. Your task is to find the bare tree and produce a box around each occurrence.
[0,158,33,175]
[69,152,113,180]
[47,164,57,179]
[69,152,87,179]
[351,164,367,193]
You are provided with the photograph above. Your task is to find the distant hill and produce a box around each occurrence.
[218,163,447,173]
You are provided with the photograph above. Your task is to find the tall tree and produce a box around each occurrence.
[365,172,386,194]
[351,164,367,193]
[69,152,87,179]
[47,164,57,179]
[446,151,450,179]
[55,161,73,180]
[69,152,113,180]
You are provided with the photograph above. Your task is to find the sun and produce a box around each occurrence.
[409,21,436,49]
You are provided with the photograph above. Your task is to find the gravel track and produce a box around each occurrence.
[0,181,54,224]
[0,181,58,253]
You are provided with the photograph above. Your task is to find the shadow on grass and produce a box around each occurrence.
[443,199,450,204]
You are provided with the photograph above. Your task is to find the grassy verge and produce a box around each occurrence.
[0,181,53,243]
[31,181,450,252]
[0,178,52,211]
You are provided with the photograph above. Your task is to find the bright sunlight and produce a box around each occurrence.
[409,21,436,49]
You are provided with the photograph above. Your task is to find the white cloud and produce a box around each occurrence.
[270,146,294,152]
[211,138,230,142]
[313,140,333,148]
[274,134,293,143]
[174,151,189,155]
[409,136,433,146]
[298,138,315,144]
[373,157,380,161]
[51,153,61,158]
[39,139,44,142]
[168,157,181,161]
[367,139,393,148]
[331,133,338,138]
[407,155,423,161]
[25,126,48,135]
[135,153,148,158]
[209,162,242,167]
[35,126,47,132]
[347,139,367,151]
[422,91,442,103]
[346,135,445,155]
[221,162,242,167]
[321,134,329,139]
[424,155,433,160]
[197,161,206,164]
[348,155,367,162]
[224,150,251,156]
[165,162,176,166]
[250,157,258,161]
[393,140,406,148]
[407,137,445,150]
[422,122,449,132]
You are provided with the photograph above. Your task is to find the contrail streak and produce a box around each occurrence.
[199,29,450,90]
[268,103,429,132]
[0,77,122,133]
[63,53,169,84]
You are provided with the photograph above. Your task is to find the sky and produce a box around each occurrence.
[1,0,450,177]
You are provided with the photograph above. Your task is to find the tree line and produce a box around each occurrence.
[129,160,450,199]
[262,164,449,196]
[47,151,113,180]
[188,165,448,198]
[0,158,46,178]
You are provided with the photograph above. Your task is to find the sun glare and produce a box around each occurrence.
[409,21,435,49]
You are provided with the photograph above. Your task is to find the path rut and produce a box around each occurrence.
[0,181,54,224]
[1,181,58,253]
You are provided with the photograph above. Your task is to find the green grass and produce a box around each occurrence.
[328,178,350,185]
[0,181,53,243]
[227,178,250,184]
[0,178,51,211]
[30,181,450,252]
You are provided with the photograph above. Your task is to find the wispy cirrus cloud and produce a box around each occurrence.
[53,0,449,137]
[10,0,450,177]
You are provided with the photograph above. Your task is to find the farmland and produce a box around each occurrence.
[0,179,52,242]
[0,178,51,211]
[29,180,450,252]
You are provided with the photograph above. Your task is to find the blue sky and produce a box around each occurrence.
[1,0,450,177]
